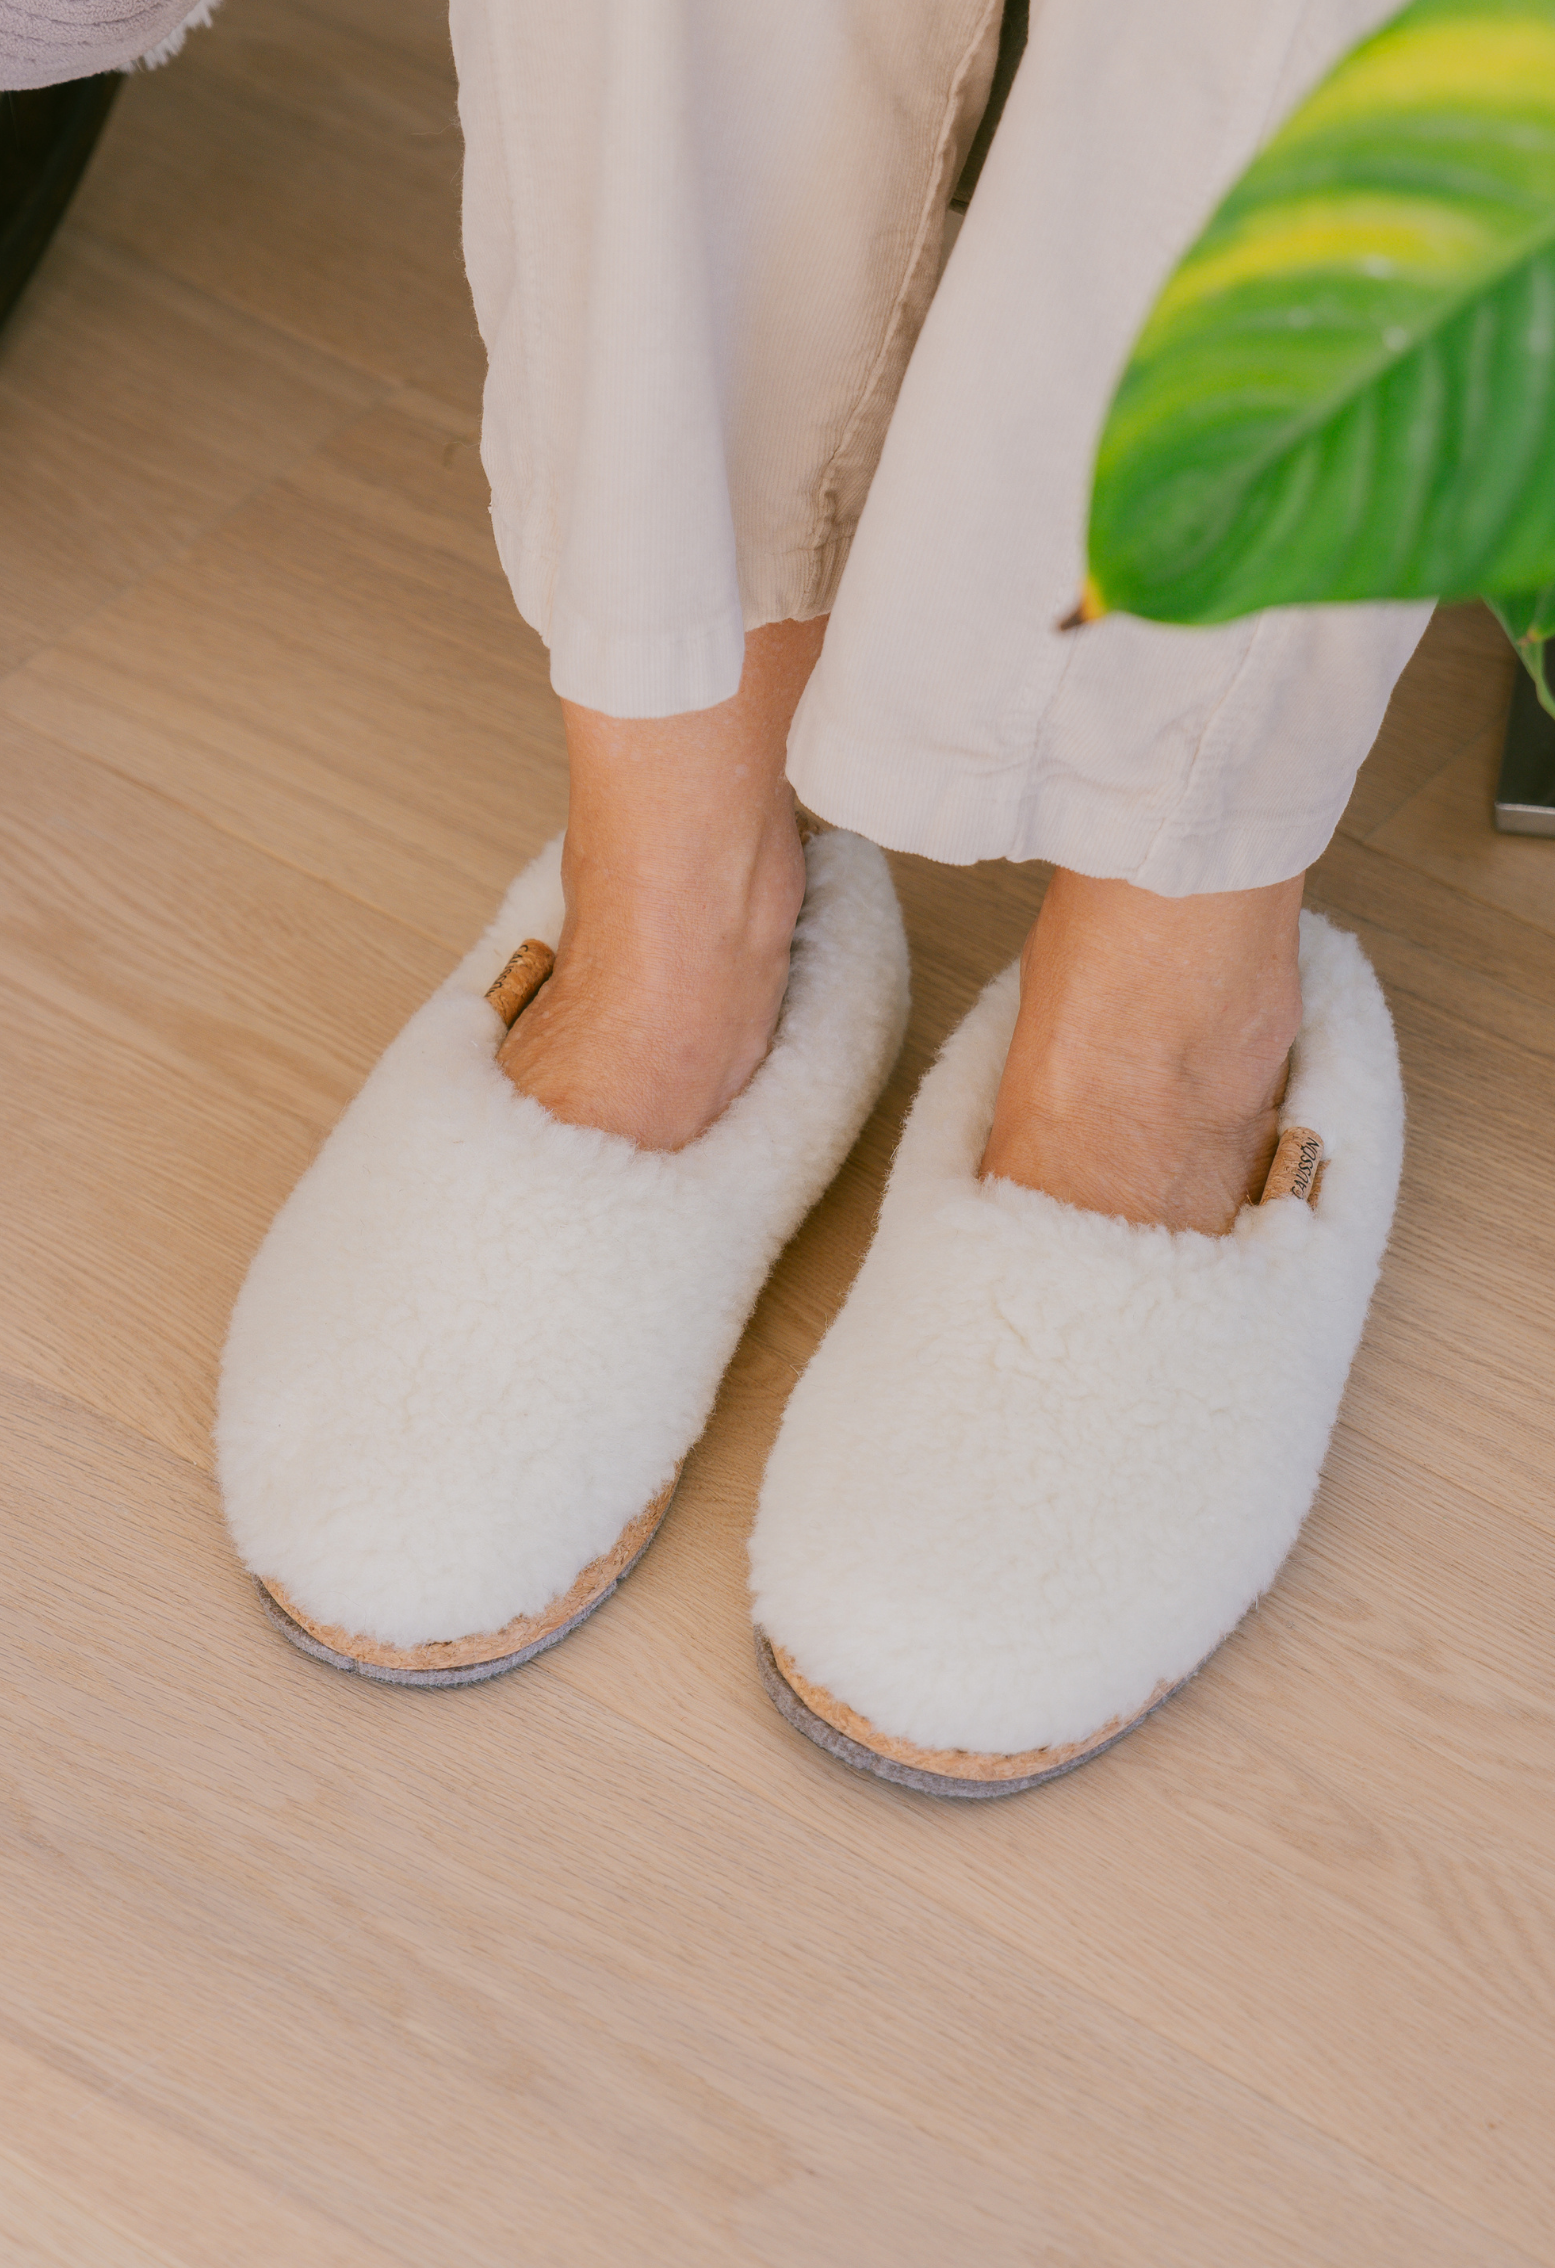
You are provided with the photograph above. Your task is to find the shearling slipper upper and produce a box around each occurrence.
[749,911,1404,1793]
[218,829,909,1677]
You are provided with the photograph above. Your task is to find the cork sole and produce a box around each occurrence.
[258,1473,679,1688]
[755,1629,1202,1799]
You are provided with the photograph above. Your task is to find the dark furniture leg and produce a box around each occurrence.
[1495,644,1555,837]
[0,76,121,335]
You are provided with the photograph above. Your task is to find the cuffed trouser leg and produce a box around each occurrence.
[0,0,216,85]
[451,0,1001,718]
[454,0,1433,895]
[787,0,1432,892]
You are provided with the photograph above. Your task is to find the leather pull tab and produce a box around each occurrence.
[1260,1125,1324,1207]
[485,939,555,1028]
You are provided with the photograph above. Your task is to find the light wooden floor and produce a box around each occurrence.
[3,9,1553,2264]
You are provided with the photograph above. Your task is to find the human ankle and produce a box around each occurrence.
[1022,966,1299,1136]
[556,617,822,963]
[981,868,1305,1230]
[558,790,806,974]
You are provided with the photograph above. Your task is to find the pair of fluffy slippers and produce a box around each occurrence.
[218,834,1402,1794]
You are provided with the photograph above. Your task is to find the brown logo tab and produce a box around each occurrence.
[485,938,555,1028]
[1260,1125,1324,1207]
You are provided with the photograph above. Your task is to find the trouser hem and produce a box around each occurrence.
[788,729,1348,895]
[493,509,855,716]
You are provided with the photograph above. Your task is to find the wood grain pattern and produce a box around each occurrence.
[0,398,563,950]
[68,0,488,407]
[4,1373,1545,2268]
[0,4,1551,2263]
[0,232,381,677]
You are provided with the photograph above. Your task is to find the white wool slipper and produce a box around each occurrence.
[750,911,1403,1796]
[218,828,909,1685]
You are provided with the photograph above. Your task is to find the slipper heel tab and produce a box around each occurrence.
[1260,1124,1323,1207]
[486,939,555,1028]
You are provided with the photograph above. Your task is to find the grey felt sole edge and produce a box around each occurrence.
[754,1627,1200,1799]
[255,1504,672,1689]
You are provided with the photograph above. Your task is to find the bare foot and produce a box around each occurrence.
[499,618,826,1150]
[980,869,1305,1234]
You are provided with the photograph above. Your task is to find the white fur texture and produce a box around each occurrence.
[219,830,908,1646]
[137,0,221,68]
[749,912,1404,1755]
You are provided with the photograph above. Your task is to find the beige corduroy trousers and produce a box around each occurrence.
[451,0,1433,895]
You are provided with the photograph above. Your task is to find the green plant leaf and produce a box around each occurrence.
[1086,0,1555,625]
[1491,579,1555,645]
[1491,586,1555,713]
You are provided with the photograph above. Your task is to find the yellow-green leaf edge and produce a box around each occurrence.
[1086,0,1555,625]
